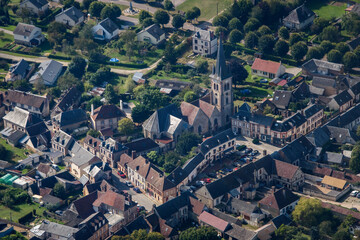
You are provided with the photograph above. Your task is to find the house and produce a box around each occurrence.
[99,138,128,168]
[327,103,360,131]
[271,214,292,229]
[30,220,78,240]
[132,72,145,84]
[83,162,112,184]
[302,104,324,133]
[19,0,48,16]
[251,58,286,79]
[52,87,82,116]
[302,59,344,79]
[2,89,50,117]
[52,108,88,133]
[83,135,102,157]
[192,29,217,56]
[29,60,63,86]
[283,4,316,30]
[92,18,119,41]
[272,90,293,110]
[55,6,84,27]
[69,142,101,179]
[154,79,193,96]
[5,59,34,82]
[124,138,160,158]
[225,198,265,226]
[13,23,44,46]
[324,125,357,145]
[272,160,304,191]
[259,188,299,217]
[90,104,125,131]
[323,152,345,166]
[328,90,354,112]
[321,175,349,192]
[51,130,75,155]
[77,212,110,240]
[37,163,57,178]
[137,24,165,45]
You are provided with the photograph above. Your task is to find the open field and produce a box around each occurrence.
[307,0,346,20]
[176,0,232,21]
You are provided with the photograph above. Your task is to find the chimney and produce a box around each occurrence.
[91,104,94,116]
[120,100,123,110]
[131,150,136,159]
[271,186,276,193]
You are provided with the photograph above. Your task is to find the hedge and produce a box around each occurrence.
[48,54,72,61]
[0,47,42,56]
[107,61,148,69]
[37,8,62,28]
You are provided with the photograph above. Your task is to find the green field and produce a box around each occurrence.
[0,33,13,48]
[0,203,45,223]
[0,138,29,162]
[176,0,232,21]
[234,85,273,98]
[307,0,347,20]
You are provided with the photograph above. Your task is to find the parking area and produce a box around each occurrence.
[235,136,280,158]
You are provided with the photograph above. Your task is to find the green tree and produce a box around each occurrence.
[244,31,258,48]
[327,49,342,63]
[342,13,360,35]
[142,17,154,28]
[53,183,66,199]
[172,14,185,29]
[230,58,248,87]
[228,17,243,31]
[333,230,351,240]
[306,47,323,60]
[258,34,274,54]
[154,10,170,27]
[215,26,228,37]
[68,56,87,79]
[236,0,252,23]
[185,9,196,22]
[213,15,229,28]
[100,4,121,21]
[278,26,289,40]
[147,151,158,163]
[118,118,135,136]
[350,142,360,173]
[179,226,218,240]
[335,42,350,55]
[2,194,14,208]
[164,0,173,11]
[292,198,333,227]
[192,7,201,21]
[275,225,299,240]
[104,84,117,104]
[82,0,96,11]
[125,76,136,93]
[230,0,241,18]
[258,25,271,36]
[184,91,197,103]
[319,221,334,236]
[195,59,209,73]
[131,104,152,123]
[320,26,340,42]
[164,42,177,64]
[289,33,302,46]
[229,29,243,44]
[47,22,67,47]
[320,40,334,54]
[90,67,112,85]
[244,18,260,32]
[139,10,152,23]
[291,41,308,61]
[87,129,100,138]
[89,1,105,18]
[57,72,82,90]
[311,18,329,34]
[274,39,289,57]
[343,51,359,70]
[13,79,31,91]
[176,132,201,155]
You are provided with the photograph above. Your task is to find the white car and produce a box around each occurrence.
[351,190,359,197]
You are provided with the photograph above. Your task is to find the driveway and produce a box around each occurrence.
[236,136,280,157]
[286,67,302,76]
[111,170,159,211]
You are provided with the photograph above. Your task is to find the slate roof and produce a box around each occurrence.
[143,104,184,133]
[21,0,48,9]
[3,107,43,129]
[38,220,78,238]
[71,191,97,219]
[333,90,353,106]
[225,224,257,240]
[83,135,101,152]
[309,85,325,96]
[325,125,357,144]
[238,102,251,112]
[52,130,74,148]
[284,112,306,128]
[53,108,87,127]
[227,198,259,216]
[13,23,38,37]
[199,128,236,154]
[251,58,281,74]
[30,60,63,86]
[211,37,231,81]
[100,138,127,153]
[10,59,29,77]
[324,152,344,164]
[155,191,192,219]
[306,127,330,147]
[233,110,274,126]
[276,136,314,164]
[259,188,299,210]
[69,142,99,167]
[98,18,118,34]
[283,4,315,24]
[327,103,360,128]
[303,104,322,119]
[124,138,159,153]
[350,81,360,95]
[302,59,343,73]
[312,77,336,89]
[140,24,165,40]
[193,29,216,41]
[56,7,84,24]
[91,104,125,121]
[4,89,47,109]
[293,82,310,99]
[155,79,192,91]
[272,90,292,109]
[117,215,150,236]
[55,87,81,112]
[271,214,292,229]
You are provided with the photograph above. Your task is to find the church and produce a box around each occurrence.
[142,39,234,150]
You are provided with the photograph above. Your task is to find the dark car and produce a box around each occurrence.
[133,187,141,193]
[245,148,253,154]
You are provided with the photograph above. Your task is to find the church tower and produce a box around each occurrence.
[209,37,233,127]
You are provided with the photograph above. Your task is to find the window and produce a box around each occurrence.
[195,46,198,50]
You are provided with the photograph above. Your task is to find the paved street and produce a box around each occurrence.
[236,136,280,157]
[111,169,159,211]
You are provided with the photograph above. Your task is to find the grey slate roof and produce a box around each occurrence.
[38,220,78,238]
[69,142,98,167]
[56,87,81,112]
[155,79,192,91]
[271,214,292,229]
[3,107,43,129]
[303,104,322,119]
[193,29,216,41]
[276,136,314,164]
[98,18,118,34]
[211,38,231,81]
[57,7,84,24]
[199,128,236,154]
[10,59,29,78]
[272,90,292,109]
[283,4,315,24]
[53,108,87,127]
[324,125,358,144]
[327,104,360,128]
[13,23,38,37]
[124,138,159,153]
[30,60,63,86]
[302,59,343,73]
[22,0,48,9]
[155,191,192,220]
[350,81,360,95]
[238,102,251,112]
[306,127,330,147]
[333,90,353,106]
[233,110,274,127]
[141,24,165,40]
[324,152,344,164]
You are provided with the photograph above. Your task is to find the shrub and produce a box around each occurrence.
[252,138,259,144]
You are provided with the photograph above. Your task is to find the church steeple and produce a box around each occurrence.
[212,37,231,81]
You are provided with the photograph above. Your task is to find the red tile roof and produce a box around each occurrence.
[313,167,333,177]
[91,104,125,121]
[189,196,205,216]
[274,160,299,180]
[277,80,287,86]
[119,153,133,168]
[251,58,281,74]
[93,190,125,211]
[199,211,229,232]
[322,202,360,220]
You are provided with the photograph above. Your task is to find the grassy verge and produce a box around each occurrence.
[176,0,232,21]
[0,138,29,162]
[0,203,45,223]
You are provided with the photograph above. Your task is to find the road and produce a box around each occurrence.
[119,15,139,26]
[111,169,159,211]
[0,28,13,35]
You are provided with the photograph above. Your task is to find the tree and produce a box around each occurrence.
[289,33,302,46]
[342,13,360,36]
[87,129,100,138]
[306,47,323,60]
[278,26,289,40]
[236,0,252,23]
[357,125,360,137]
[139,10,152,23]
[333,230,351,240]
[57,72,81,90]
[228,17,243,31]
[16,7,32,23]
[291,41,308,61]
[164,0,173,11]
[2,194,14,208]
[244,18,260,32]
[229,29,243,44]
[104,84,117,104]
[275,225,299,240]
[213,15,229,28]
[179,226,218,240]
[142,17,154,28]
[195,59,209,73]
[192,7,201,21]
[319,221,334,236]
[90,67,112,85]
[350,142,360,173]
[244,31,258,48]
[292,198,333,227]
[89,1,105,18]
[327,49,342,63]
[311,18,329,34]
[215,26,228,38]
[230,0,241,18]
[163,42,177,64]
[184,91,197,103]
[154,10,170,27]
[124,76,136,93]
[118,118,135,136]
[185,9,196,23]
[0,145,8,161]
[258,35,274,54]
[336,42,350,55]
[53,183,66,198]
[13,79,31,91]
[172,14,185,29]
[229,59,248,87]
[258,25,271,36]
[120,30,137,61]
[343,52,359,70]
[100,4,121,21]
[131,104,152,123]
[82,0,96,11]
[320,40,334,54]
[320,26,340,42]
[68,56,87,79]
[47,22,67,47]
[274,39,289,57]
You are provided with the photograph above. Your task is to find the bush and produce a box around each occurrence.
[252,138,259,144]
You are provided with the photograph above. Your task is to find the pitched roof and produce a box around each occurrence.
[189,196,205,216]
[98,18,118,34]
[10,59,29,77]
[228,198,259,216]
[55,87,81,112]
[333,90,353,106]
[155,192,191,219]
[140,24,165,40]
[193,29,216,41]
[347,35,360,50]
[155,79,192,91]
[321,175,347,189]
[271,214,292,229]
[37,163,52,174]
[272,90,292,109]
[259,188,299,210]
[325,125,357,144]
[283,4,315,24]
[199,211,229,232]
[53,108,87,127]
[322,202,360,220]
[225,223,257,240]
[4,89,47,109]
[199,128,236,154]
[324,152,344,164]
[119,153,133,168]
[327,103,360,128]
[277,136,314,163]
[303,104,322,119]
[234,110,274,126]
[251,58,281,74]
[302,59,343,73]
[69,142,99,167]
[30,60,63,86]
[38,220,78,238]
[93,190,126,211]
[21,0,48,9]
[56,6,84,24]
[3,107,43,129]
[273,160,300,180]
[83,135,101,152]
[91,104,125,121]
[71,191,97,219]
[238,102,251,112]
[124,138,159,153]
[211,37,231,81]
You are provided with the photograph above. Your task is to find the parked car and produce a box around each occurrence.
[351,190,359,197]
[260,79,268,83]
[133,187,141,193]
[117,171,126,178]
[245,148,253,154]
[55,210,63,216]
[125,181,134,188]
[356,192,360,198]
[224,168,233,172]
[195,180,205,187]
[202,178,212,184]
[190,185,197,191]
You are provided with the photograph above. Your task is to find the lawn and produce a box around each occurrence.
[0,33,13,48]
[176,0,232,21]
[0,25,16,31]
[0,138,29,162]
[103,47,164,66]
[234,85,273,99]
[307,0,347,20]
[0,203,45,223]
